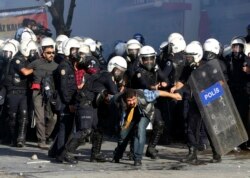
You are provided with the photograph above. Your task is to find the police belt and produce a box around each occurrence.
[9,89,27,95]
[79,100,92,107]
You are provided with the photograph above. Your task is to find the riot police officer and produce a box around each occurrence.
[49,38,79,161]
[157,33,187,142]
[57,55,124,164]
[82,37,106,70]
[54,34,68,64]
[4,39,36,147]
[124,39,142,87]
[224,36,250,150]
[131,45,167,159]
[171,41,221,163]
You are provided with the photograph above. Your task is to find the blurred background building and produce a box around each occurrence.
[0,0,249,57]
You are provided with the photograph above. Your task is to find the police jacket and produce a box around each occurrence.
[224,53,249,89]
[5,54,29,91]
[77,70,118,107]
[0,56,10,87]
[57,59,77,105]
[132,64,167,89]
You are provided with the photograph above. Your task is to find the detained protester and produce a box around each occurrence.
[112,88,181,166]
[22,37,58,149]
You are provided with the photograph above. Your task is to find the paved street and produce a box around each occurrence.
[0,138,250,178]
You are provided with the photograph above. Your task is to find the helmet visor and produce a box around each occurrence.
[2,50,12,60]
[141,56,155,70]
[232,44,243,53]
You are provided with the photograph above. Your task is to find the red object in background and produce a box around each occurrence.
[0,6,48,39]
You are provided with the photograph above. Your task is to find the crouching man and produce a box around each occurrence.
[112,88,181,166]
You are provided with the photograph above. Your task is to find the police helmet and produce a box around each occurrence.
[2,39,19,59]
[168,32,184,43]
[82,37,97,52]
[185,41,203,64]
[41,37,55,50]
[19,39,38,57]
[62,38,80,56]
[55,34,68,54]
[107,56,127,73]
[203,38,220,55]
[169,37,186,54]
[139,45,157,71]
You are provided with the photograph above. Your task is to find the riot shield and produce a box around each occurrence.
[188,59,248,155]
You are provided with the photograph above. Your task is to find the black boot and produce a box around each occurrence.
[146,122,164,159]
[209,153,221,163]
[181,146,198,163]
[56,149,78,164]
[9,113,17,147]
[58,130,90,164]
[17,110,28,147]
[48,136,58,158]
[210,147,221,163]
[90,131,106,162]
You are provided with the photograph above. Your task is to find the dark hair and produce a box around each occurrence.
[22,18,36,27]
[22,18,31,27]
[122,88,137,101]
[42,46,54,51]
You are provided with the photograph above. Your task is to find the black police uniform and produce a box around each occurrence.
[157,51,187,142]
[131,64,167,159]
[5,54,29,147]
[48,58,77,159]
[179,56,224,163]
[224,52,250,148]
[59,61,118,163]
[0,56,8,142]
[124,56,140,88]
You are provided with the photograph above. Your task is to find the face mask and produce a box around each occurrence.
[141,56,155,71]
[28,50,39,62]
[112,67,125,82]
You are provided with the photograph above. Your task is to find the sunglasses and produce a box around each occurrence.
[45,51,55,55]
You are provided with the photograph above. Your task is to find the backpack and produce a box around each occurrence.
[41,73,57,104]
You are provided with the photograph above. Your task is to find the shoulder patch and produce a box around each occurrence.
[61,69,66,75]
[167,61,171,66]
[137,73,141,78]
[16,60,20,64]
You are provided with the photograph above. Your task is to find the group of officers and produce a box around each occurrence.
[0,19,250,167]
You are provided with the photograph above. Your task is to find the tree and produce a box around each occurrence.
[39,0,77,36]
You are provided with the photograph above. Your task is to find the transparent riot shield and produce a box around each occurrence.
[188,59,248,155]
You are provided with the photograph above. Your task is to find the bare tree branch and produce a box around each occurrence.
[65,0,76,35]
[42,0,76,36]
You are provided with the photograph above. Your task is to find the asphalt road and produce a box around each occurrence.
[0,139,250,178]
